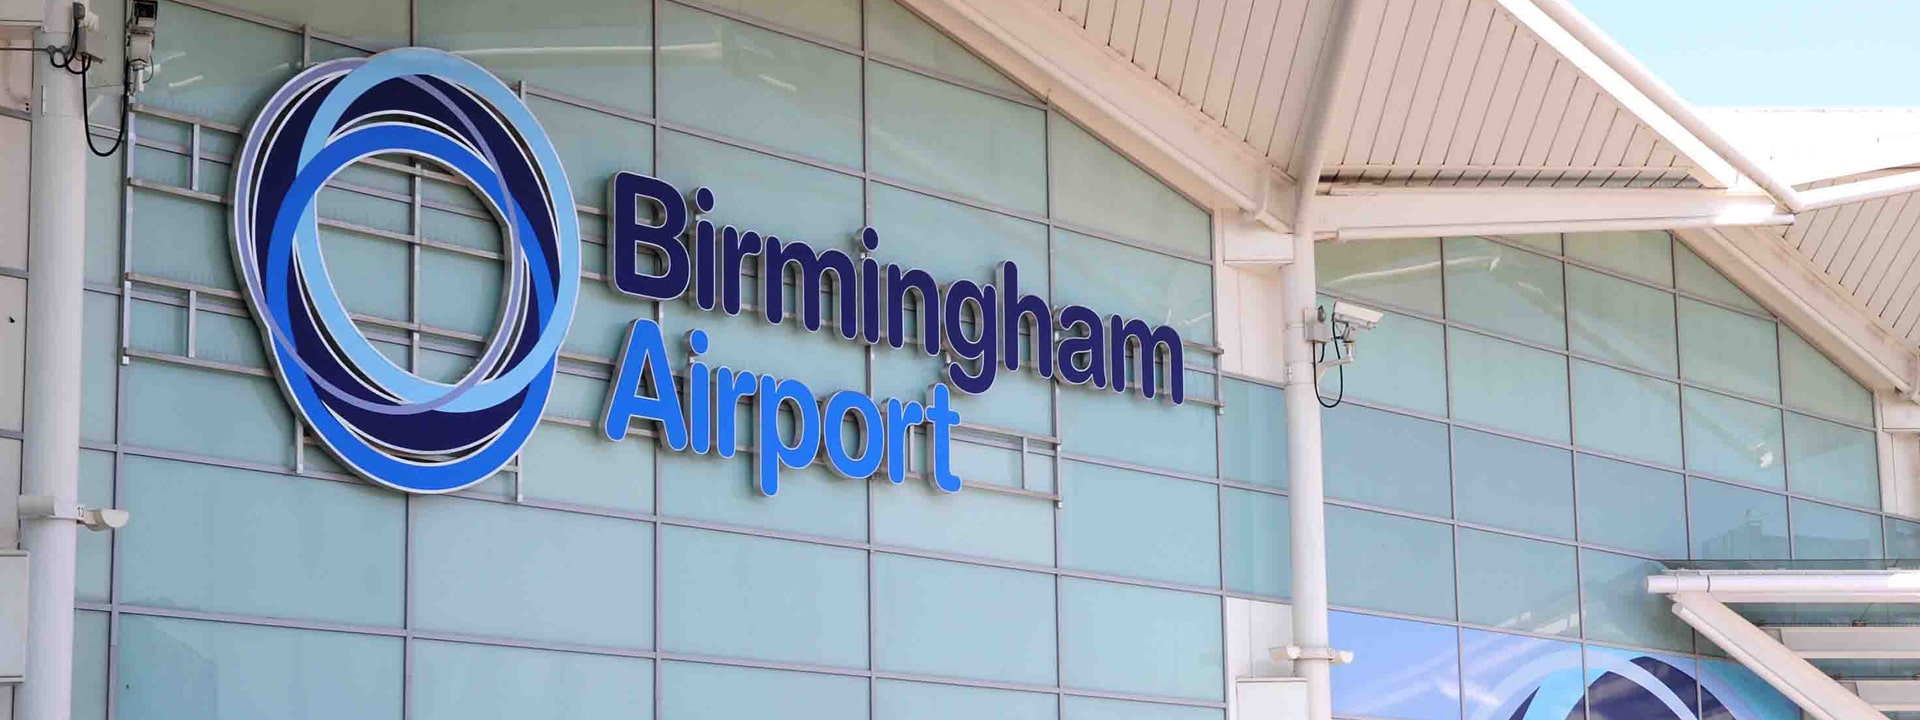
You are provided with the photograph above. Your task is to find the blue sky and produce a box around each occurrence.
[1571,0,1920,107]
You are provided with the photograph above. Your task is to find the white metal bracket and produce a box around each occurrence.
[1276,645,1355,665]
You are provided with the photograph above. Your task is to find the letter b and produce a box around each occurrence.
[607,172,691,301]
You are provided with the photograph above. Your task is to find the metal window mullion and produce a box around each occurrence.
[103,101,141,720]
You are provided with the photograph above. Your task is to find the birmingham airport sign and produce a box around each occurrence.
[230,48,1186,497]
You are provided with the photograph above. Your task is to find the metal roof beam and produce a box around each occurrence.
[1312,185,1789,240]
[896,0,1297,236]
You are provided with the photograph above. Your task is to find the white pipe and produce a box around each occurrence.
[1525,0,1808,213]
[1648,572,1920,598]
[1801,169,1920,211]
[1283,2,1370,720]
[18,0,88,717]
[1669,593,1888,720]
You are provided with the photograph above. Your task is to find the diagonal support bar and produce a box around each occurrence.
[1667,592,1888,720]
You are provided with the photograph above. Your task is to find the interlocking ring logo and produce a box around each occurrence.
[231,48,578,494]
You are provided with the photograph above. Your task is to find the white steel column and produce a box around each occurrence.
[1667,593,1887,720]
[1282,1,1368,719]
[17,0,88,718]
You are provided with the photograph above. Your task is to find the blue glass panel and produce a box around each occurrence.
[116,615,403,720]
[868,182,1048,292]
[417,246,501,337]
[1443,236,1566,347]
[81,287,119,444]
[1575,454,1688,558]
[1459,630,1585,720]
[876,680,1056,720]
[196,310,268,369]
[658,526,867,668]
[410,497,652,648]
[706,0,860,45]
[665,301,866,395]
[85,149,122,285]
[1221,378,1287,489]
[125,363,294,468]
[658,662,867,720]
[1674,243,1766,314]
[866,0,1032,97]
[1778,329,1873,426]
[1510,233,1564,254]
[1790,500,1883,560]
[1330,611,1460,720]
[1689,478,1789,560]
[869,64,1047,215]
[1059,384,1218,478]
[1049,114,1212,258]
[1318,237,1443,315]
[130,188,234,290]
[1571,361,1682,467]
[1585,646,1698,720]
[656,128,865,247]
[418,0,652,114]
[1324,404,1451,517]
[872,554,1055,685]
[1054,228,1214,344]
[1327,506,1456,620]
[657,4,862,167]
[1449,329,1572,444]
[1457,530,1580,637]
[871,349,1053,437]
[658,450,869,542]
[316,228,409,322]
[1059,578,1223,702]
[1331,304,1448,415]
[410,641,652,720]
[75,450,112,602]
[1682,388,1785,489]
[872,475,1054,563]
[119,456,404,626]
[1784,412,1878,509]
[1581,549,1692,652]
[1454,428,1574,539]
[210,0,404,45]
[1063,698,1221,720]
[1567,265,1678,376]
[1565,231,1672,286]
[1223,488,1290,598]
[520,423,654,513]
[1061,460,1220,587]
[1698,659,1801,720]
[567,281,654,362]
[1890,518,1920,559]
[1678,299,1780,402]
[143,3,299,126]
[72,610,109,720]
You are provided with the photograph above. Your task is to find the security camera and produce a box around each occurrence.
[126,0,158,92]
[1330,301,1384,332]
[79,507,130,531]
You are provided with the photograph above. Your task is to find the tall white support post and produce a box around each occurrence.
[1282,2,1368,720]
[18,0,88,718]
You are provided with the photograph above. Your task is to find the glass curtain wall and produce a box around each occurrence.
[64,1,1269,718]
[1316,231,1889,720]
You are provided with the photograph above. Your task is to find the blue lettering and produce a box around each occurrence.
[602,319,687,449]
[606,172,690,301]
[757,375,821,496]
[823,390,884,479]
[925,384,962,493]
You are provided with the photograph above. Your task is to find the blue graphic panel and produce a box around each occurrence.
[1330,611,1461,720]
[1460,630,1585,720]
[1585,646,1698,720]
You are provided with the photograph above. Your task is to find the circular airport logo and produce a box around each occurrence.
[231,48,579,494]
